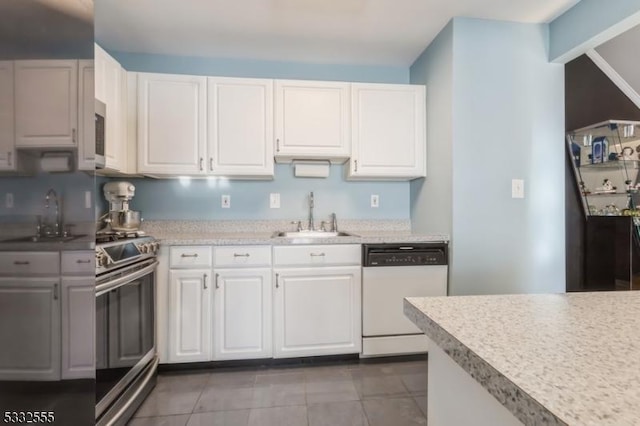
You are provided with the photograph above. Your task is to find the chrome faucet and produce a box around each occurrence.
[331,212,338,232]
[308,191,315,231]
[43,188,62,237]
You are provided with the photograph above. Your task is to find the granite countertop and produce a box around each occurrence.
[404,292,640,426]
[155,230,449,246]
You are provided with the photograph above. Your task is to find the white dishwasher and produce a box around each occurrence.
[362,242,448,357]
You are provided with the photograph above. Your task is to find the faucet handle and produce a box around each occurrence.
[320,221,328,232]
[290,220,303,232]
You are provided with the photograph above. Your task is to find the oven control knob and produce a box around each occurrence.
[96,252,107,268]
[151,242,159,253]
[140,244,149,253]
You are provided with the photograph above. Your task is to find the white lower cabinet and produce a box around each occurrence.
[0,279,61,381]
[61,277,95,379]
[273,266,362,358]
[212,268,272,360]
[168,269,211,363]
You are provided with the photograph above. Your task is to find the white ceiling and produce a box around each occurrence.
[95,0,580,66]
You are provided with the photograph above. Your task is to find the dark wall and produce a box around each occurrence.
[565,55,640,131]
[565,54,640,291]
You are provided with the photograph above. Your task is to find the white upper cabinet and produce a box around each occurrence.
[275,80,350,162]
[95,44,126,172]
[138,72,207,175]
[207,77,274,177]
[77,60,95,171]
[0,61,15,171]
[14,60,77,148]
[348,83,426,180]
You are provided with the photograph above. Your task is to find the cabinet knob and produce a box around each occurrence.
[53,283,58,300]
[233,253,250,258]
[199,157,204,171]
[13,260,30,265]
[354,160,358,172]
[215,273,220,289]
[7,151,11,166]
[275,273,280,288]
[181,253,198,258]
[203,273,208,289]
[276,138,280,153]
[210,158,214,171]
[310,252,326,257]
[72,128,76,144]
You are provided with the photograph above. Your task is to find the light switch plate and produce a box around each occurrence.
[221,194,231,208]
[512,179,524,199]
[371,194,379,208]
[5,193,13,209]
[84,191,92,209]
[270,193,280,209]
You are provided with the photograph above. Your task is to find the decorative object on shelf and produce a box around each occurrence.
[594,179,617,194]
[591,136,609,164]
[622,147,635,161]
[580,181,590,195]
[602,204,621,216]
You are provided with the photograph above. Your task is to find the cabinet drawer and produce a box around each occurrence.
[0,252,60,275]
[273,245,361,267]
[214,246,271,268]
[169,246,212,268]
[61,251,95,275]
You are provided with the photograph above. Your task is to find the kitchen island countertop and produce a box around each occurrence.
[404,292,640,426]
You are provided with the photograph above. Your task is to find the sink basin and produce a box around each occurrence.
[0,234,88,243]
[272,231,358,238]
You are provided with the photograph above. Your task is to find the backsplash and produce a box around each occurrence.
[99,165,410,221]
[0,172,95,224]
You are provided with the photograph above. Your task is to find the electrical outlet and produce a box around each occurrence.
[5,193,13,209]
[85,191,92,209]
[371,194,379,208]
[512,179,524,199]
[221,194,231,208]
[270,193,280,209]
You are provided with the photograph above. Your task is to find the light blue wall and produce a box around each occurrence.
[109,50,410,84]
[101,165,409,221]
[409,18,565,296]
[103,50,411,221]
[549,0,640,62]
[410,21,454,236]
[450,18,565,295]
[0,172,95,223]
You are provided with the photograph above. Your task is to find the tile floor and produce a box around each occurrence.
[128,358,428,426]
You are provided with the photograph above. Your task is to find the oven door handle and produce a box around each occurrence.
[96,260,159,297]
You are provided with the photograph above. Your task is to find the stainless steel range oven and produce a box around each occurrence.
[95,235,159,426]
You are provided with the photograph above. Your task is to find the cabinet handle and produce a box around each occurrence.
[72,128,76,144]
[203,273,208,289]
[354,160,358,172]
[276,138,280,153]
[13,261,30,265]
[210,158,214,171]
[215,273,220,289]
[181,253,198,258]
[233,253,250,257]
[76,259,91,264]
[275,273,279,288]
[199,157,204,171]
[53,283,58,300]
[310,252,326,257]
[7,151,11,166]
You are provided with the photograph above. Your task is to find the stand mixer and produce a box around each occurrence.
[99,181,143,234]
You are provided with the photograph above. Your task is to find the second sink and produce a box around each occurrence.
[272,231,358,238]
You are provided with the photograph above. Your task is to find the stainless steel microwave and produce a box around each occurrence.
[95,99,106,169]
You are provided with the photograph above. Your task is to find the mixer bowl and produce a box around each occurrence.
[108,210,142,231]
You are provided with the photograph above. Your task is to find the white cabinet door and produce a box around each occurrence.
[275,80,350,162]
[14,60,77,148]
[0,279,60,380]
[95,45,125,171]
[138,73,207,175]
[78,60,95,171]
[208,77,274,177]
[213,268,272,360]
[273,266,361,358]
[168,269,211,362]
[61,277,95,379]
[0,61,15,171]
[349,83,426,180]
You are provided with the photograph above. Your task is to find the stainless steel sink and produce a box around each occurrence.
[272,231,358,238]
[0,234,88,243]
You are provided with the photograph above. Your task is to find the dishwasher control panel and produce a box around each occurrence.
[363,243,448,267]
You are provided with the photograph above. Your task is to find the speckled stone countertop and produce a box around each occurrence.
[143,220,449,246]
[404,292,640,426]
